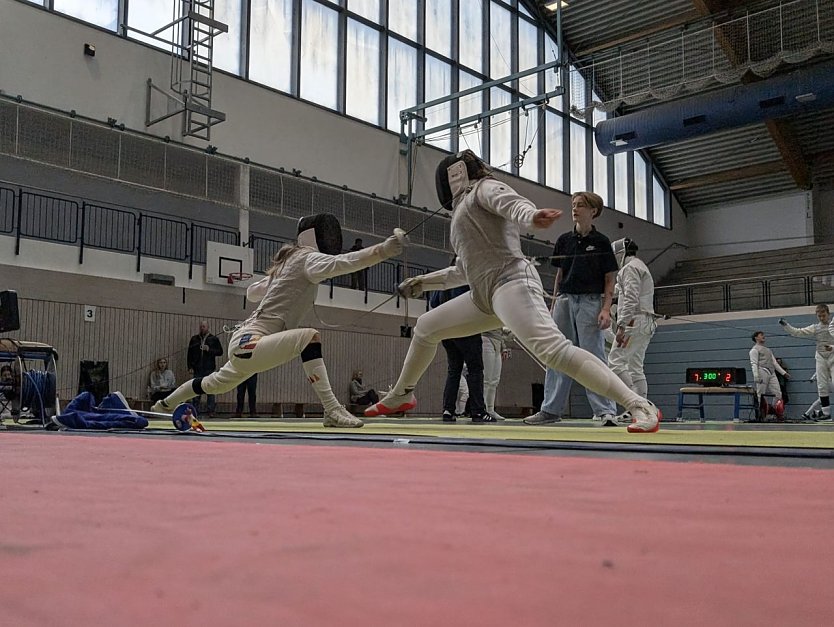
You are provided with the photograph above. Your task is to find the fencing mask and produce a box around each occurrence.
[297,213,343,255]
[435,149,490,210]
[612,237,638,268]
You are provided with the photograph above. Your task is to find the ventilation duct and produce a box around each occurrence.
[595,63,834,156]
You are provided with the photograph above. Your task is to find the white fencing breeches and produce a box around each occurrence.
[814,352,834,398]
[608,315,655,397]
[755,369,782,401]
[390,278,644,410]
[164,327,318,409]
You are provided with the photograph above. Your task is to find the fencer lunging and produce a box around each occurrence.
[607,238,656,419]
[364,150,661,433]
[152,213,407,428]
[780,304,834,420]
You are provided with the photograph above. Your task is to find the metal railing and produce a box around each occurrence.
[1,184,239,278]
[655,270,834,316]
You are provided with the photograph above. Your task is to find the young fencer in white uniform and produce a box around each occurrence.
[607,238,657,423]
[152,214,406,427]
[364,150,661,433]
[780,304,834,420]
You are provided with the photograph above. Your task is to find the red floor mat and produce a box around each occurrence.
[1,433,832,626]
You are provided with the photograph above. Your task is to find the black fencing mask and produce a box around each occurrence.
[297,213,343,255]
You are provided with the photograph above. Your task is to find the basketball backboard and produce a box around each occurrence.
[205,242,254,286]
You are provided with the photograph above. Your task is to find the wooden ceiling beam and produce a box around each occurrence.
[670,160,786,191]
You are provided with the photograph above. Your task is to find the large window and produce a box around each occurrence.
[459,72,484,154]
[458,0,483,73]
[54,0,118,31]
[570,123,587,192]
[653,174,668,227]
[425,56,452,151]
[388,0,417,42]
[614,152,629,214]
[634,152,649,220]
[545,110,563,191]
[349,0,379,22]
[346,20,380,124]
[518,17,539,96]
[213,0,243,75]
[491,88,512,173]
[129,0,177,49]
[425,0,451,58]
[300,1,338,110]
[249,0,294,93]
[592,107,609,207]
[518,109,539,182]
[489,2,512,79]
[387,39,417,132]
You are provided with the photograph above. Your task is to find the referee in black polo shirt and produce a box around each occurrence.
[524,191,620,426]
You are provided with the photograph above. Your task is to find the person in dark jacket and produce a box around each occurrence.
[187,321,224,416]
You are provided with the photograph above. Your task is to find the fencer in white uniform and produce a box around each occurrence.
[364,150,661,433]
[607,238,656,422]
[781,304,834,420]
[749,331,787,409]
[152,213,406,427]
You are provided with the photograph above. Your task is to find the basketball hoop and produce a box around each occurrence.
[227,271,254,285]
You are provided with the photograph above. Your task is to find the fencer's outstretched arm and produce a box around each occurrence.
[398,265,467,298]
[773,357,787,376]
[476,180,539,229]
[779,319,816,337]
[305,229,407,282]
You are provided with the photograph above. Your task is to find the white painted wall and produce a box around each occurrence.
[684,191,813,259]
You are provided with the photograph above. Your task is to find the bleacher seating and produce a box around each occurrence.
[656,243,834,315]
[661,243,834,285]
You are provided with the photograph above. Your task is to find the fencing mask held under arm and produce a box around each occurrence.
[297,213,343,255]
[612,237,638,268]
[435,149,490,210]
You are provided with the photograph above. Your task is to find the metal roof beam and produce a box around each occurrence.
[575,10,703,57]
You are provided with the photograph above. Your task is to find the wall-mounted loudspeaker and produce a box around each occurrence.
[0,290,20,333]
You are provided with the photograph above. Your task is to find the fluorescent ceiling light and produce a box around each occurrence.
[610,139,628,147]
[544,1,569,10]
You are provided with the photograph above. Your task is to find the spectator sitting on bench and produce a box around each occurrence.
[148,358,176,403]
[350,370,379,407]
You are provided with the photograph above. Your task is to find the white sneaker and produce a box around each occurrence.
[487,411,506,421]
[592,415,604,427]
[627,401,661,433]
[323,405,364,428]
[151,400,173,415]
[599,413,618,427]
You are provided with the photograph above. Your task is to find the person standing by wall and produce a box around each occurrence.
[235,373,258,418]
[187,321,223,417]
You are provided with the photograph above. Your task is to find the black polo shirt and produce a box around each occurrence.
[551,226,618,295]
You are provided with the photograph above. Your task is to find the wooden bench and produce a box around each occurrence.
[676,386,757,422]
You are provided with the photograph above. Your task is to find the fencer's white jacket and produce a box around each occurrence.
[242,240,399,336]
[749,343,786,383]
[615,256,655,329]
[781,320,834,356]
[415,178,539,314]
